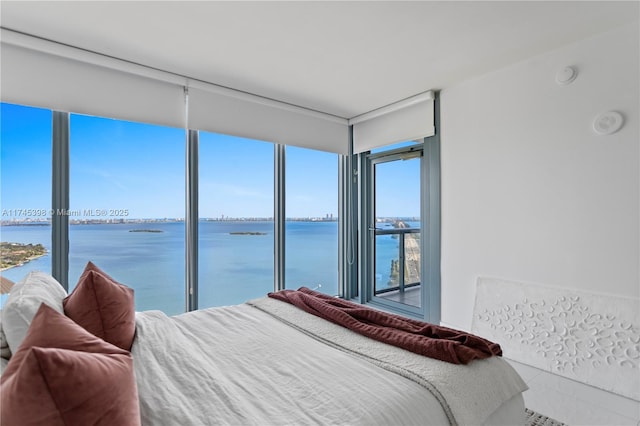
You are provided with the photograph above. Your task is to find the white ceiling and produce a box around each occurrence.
[1,1,638,119]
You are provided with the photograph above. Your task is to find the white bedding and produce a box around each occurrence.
[132,298,527,426]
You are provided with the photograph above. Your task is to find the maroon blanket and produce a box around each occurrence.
[268,287,501,365]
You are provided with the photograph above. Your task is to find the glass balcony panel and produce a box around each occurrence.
[374,226,421,306]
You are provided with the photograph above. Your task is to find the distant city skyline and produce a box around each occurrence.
[1,215,424,229]
[0,215,341,225]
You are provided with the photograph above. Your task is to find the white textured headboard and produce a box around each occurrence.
[471,277,640,401]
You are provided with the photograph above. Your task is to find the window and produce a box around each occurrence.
[285,146,339,295]
[0,103,53,303]
[2,99,438,319]
[198,132,274,308]
[69,114,185,315]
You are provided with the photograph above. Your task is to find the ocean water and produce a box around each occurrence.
[0,221,398,315]
[1,221,405,315]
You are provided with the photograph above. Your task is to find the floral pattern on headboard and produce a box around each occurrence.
[472,278,640,401]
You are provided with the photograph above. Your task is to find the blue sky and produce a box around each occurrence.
[1,102,419,219]
[1,103,52,213]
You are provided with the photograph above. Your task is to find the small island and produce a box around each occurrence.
[229,232,267,236]
[1,242,47,271]
[129,229,163,233]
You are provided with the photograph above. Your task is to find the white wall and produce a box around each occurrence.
[439,22,639,331]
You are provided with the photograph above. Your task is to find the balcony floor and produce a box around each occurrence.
[377,285,421,307]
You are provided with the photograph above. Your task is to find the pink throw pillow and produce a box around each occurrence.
[64,261,136,351]
[0,304,141,426]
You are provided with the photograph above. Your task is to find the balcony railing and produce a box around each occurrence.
[374,226,420,296]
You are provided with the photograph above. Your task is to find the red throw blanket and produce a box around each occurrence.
[268,287,501,365]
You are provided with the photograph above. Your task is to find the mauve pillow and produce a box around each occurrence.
[64,262,136,351]
[1,347,140,426]
[2,303,129,378]
[0,304,140,426]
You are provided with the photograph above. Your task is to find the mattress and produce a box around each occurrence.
[131,297,527,425]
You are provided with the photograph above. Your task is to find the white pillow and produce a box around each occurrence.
[0,356,7,376]
[1,271,67,354]
[0,313,11,360]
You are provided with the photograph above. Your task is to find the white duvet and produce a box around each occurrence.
[131,298,527,426]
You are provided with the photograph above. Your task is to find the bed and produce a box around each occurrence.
[0,264,528,425]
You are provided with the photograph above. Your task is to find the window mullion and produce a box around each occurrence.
[339,126,358,299]
[185,129,199,311]
[274,144,286,291]
[422,94,441,324]
[52,111,69,291]
[357,151,371,304]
